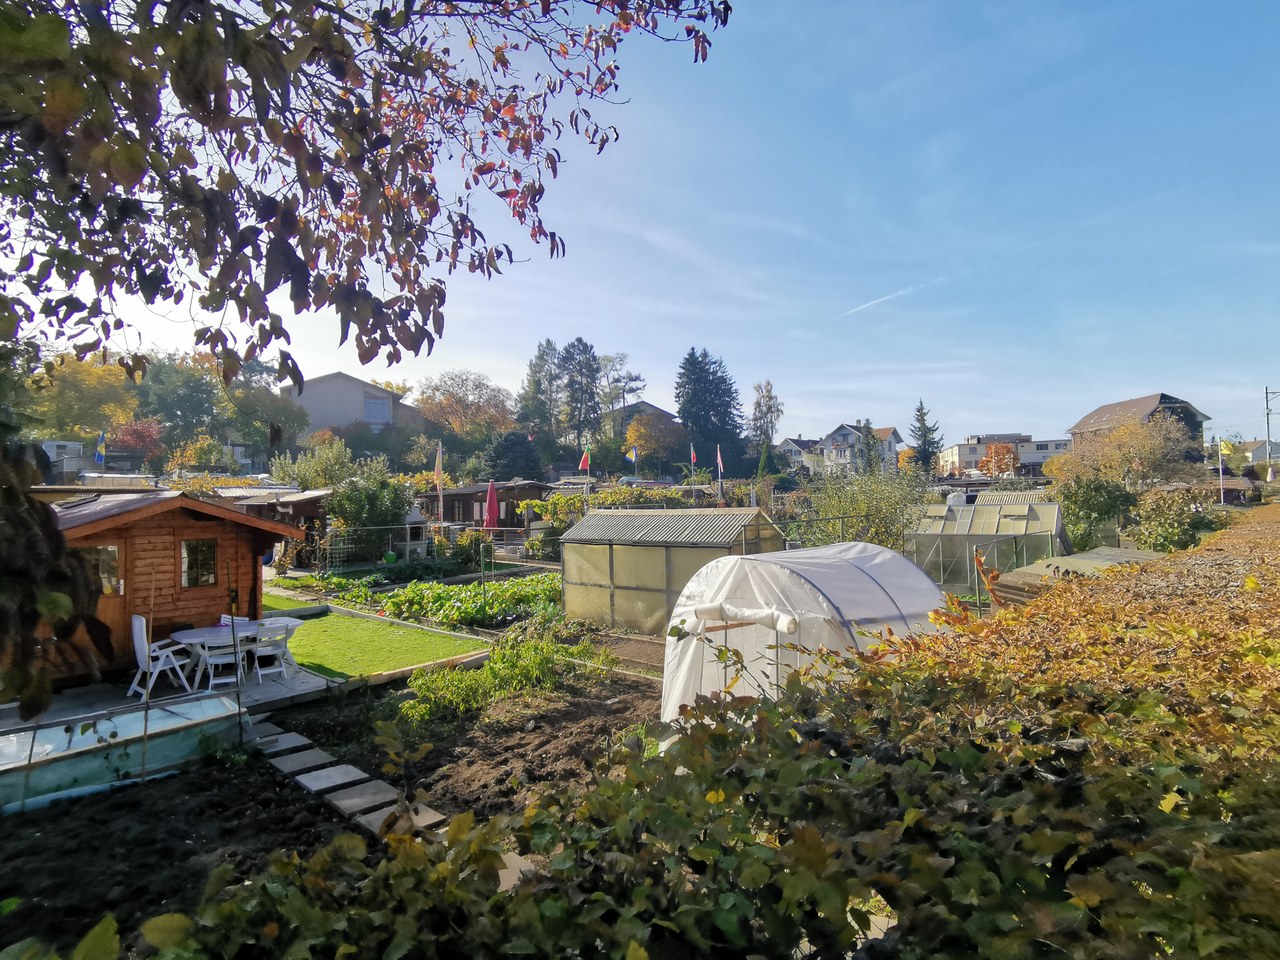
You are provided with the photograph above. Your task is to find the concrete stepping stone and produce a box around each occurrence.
[269,747,335,776]
[295,764,368,794]
[355,805,398,835]
[327,779,399,816]
[355,802,448,836]
[258,732,312,756]
[245,721,285,740]
[498,852,534,892]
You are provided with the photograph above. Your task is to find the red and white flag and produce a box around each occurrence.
[578,447,591,471]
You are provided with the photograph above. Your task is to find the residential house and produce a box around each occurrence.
[938,434,1071,478]
[279,371,425,434]
[775,436,821,473]
[604,399,681,440]
[1242,438,1280,466]
[1068,393,1210,444]
[809,422,902,474]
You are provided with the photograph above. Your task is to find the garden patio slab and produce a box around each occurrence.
[327,779,399,815]
[295,764,368,793]
[269,747,336,775]
[257,732,312,755]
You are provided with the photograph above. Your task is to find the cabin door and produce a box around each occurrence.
[86,543,129,663]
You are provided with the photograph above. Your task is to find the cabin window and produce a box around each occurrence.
[363,395,391,423]
[84,546,121,595]
[181,539,217,587]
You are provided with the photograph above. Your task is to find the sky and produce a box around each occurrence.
[122,1,1280,449]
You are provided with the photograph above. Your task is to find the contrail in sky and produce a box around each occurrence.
[833,278,940,320]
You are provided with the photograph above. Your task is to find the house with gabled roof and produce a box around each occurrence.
[279,371,425,435]
[809,421,902,474]
[1068,393,1210,444]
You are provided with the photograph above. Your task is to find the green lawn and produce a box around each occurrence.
[288,614,486,679]
[262,591,302,612]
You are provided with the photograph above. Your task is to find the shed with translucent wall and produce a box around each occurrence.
[560,508,786,635]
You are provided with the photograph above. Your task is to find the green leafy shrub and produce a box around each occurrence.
[1131,487,1219,551]
[523,534,545,559]
[450,528,491,567]
[379,572,562,629]
[398,634,612,726]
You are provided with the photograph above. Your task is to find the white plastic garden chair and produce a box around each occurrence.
[193,634,245,691]
[126,615,192,700]
[219,615,253,627]
[252,621,291,682]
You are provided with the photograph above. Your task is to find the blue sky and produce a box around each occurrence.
[129,1,1280,448]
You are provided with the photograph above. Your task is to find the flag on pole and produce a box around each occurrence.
[716,444,723,477]
[578,446,591,471]
[690,443,697,466]
[434,441,444,522]
[625,446,637,464]
[94,430,107,465]
[1220,439,1235,456]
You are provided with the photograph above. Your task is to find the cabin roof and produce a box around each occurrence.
[54,491,302,541]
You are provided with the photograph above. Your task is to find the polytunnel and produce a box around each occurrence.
[661,541,944,721]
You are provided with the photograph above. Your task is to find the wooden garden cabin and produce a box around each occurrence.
[54,492,301,676]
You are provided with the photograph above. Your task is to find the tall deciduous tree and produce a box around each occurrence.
[414,370,515,446]
[674,347,744,473]
[978,442,1018,478]
[1,1,729,386]
[909,399,944,476]
[130,354,220,447]
[22,355,138,442]
[599,353,645,426]
[625,413,687,471]
[559,337,601,451]
[749,380,783,455]
[1045,416,1200,491]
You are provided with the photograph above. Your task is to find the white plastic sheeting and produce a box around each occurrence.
[661,542,944,721]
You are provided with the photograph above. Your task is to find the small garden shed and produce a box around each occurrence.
[560,507,786,635]
[662,542,944,721]
[54,492,301,676]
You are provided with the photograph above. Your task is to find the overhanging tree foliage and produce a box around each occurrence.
[0,1,730,386]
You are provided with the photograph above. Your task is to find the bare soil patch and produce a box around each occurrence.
[0,673,660,954]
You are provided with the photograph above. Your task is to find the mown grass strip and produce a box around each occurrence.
[288,614,486,679]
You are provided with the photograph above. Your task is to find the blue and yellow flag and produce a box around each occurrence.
[94,430,107,464]
[625,446,637,464]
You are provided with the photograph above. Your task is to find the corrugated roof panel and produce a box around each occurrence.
[561,508,776,547]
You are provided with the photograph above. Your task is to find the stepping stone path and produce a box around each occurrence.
[242,716,532,891]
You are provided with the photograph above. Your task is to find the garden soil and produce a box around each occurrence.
[0,674,660,955]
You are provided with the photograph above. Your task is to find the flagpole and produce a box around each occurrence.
[435,441,444,524]
[1218,438,1225,505]
[716,444,724,502]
